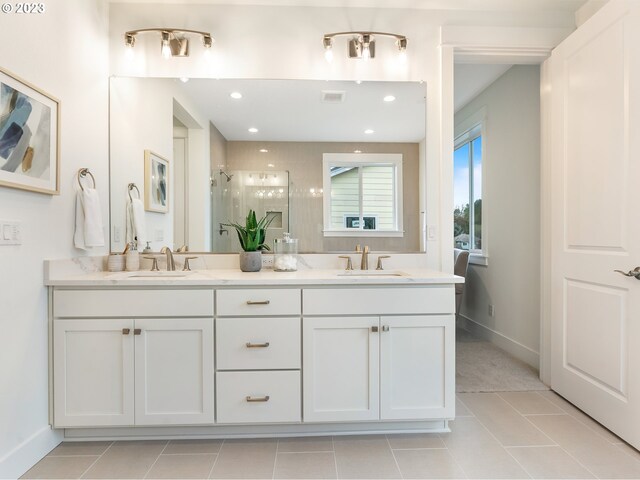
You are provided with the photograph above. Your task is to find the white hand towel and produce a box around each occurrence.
[126,198,146,248]
[74,188,105,250]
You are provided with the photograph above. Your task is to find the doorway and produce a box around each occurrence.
[173,117,189,249]
[453,62,546,393]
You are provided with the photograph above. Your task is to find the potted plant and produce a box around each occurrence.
[225,209,274,272]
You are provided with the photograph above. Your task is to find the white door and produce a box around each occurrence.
[380,315,454,420]
[53,319,134,427]
[549,0,640,448]
[134,318,214,425]
[303,316,379,422]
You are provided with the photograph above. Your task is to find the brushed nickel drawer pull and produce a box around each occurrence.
[371,326,379,333]
[122,328,131,335]
[246,342,270,348]
[246,395,270,402]
[134,328,142,335]
[246,300,271,305]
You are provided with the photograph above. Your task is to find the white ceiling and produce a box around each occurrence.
[109,0,587,12]
[454,64,512,112]
[178,79,426,142]
[175,66,524,142]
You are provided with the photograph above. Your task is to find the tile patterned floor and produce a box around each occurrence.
[22,392,640,479]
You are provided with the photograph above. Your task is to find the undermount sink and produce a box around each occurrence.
[129,271,193,278]
[337,270,408,277]
[109,271,193,278]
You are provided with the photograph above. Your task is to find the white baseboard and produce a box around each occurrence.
[0,426,62,480]
[458,314,541,369]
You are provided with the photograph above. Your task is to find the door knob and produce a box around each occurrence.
[614,267,640,280]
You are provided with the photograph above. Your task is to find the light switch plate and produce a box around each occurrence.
[0,220,21,245]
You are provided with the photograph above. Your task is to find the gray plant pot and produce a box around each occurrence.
[239,251,262,272]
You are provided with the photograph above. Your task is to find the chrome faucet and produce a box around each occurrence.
[160,246,175,271]
[360,245,370,270]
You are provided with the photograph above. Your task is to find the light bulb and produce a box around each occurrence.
[362,44,371,60]
[161,32,171,59]
[161,44,171,59]
[324,48,333,63]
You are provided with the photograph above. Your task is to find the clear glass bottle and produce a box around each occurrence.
[274,232,298,272]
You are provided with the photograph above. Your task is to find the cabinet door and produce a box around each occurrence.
[53,319,134,427]
[303,317,379,422]
[380,315,454,420]
[134,318,214,425]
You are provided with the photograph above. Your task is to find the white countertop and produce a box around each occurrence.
[45,268,463,287]
[45,257,464,287]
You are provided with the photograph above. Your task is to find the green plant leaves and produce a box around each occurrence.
[223,209,275,252]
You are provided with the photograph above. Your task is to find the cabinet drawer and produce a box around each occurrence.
[216,371,301,424]
[217,317,300,370]
[217,289,301,316]
[54,289,214,318]
[303,287,454,315]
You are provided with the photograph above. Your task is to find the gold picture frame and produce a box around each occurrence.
[0,66,60,195]
[144,150,169,213]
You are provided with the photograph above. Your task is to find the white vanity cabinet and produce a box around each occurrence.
[302,287,455,423]
[215,288,302,424]
[53,319,135,427]
[52,289,215,428]
[48,274,458,436]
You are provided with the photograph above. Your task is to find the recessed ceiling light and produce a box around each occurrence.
[364,129,374,135]
[179,77,189,83]
[383,95,396,102]
[260,149,269,153]
[230,92,242,99]
[248,127,258,133]
[354,150,362,154]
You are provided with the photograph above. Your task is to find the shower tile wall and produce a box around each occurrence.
[226,141,420,253]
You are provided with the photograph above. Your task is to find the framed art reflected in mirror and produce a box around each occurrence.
[144,150,169,213]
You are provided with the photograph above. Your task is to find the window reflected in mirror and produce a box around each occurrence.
[323,154,403,237]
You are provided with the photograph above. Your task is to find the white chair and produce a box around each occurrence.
[454,249,470,316]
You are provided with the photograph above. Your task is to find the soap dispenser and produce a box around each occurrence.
[125,241,140,271]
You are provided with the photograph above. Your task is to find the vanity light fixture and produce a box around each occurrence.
[124,28,213,58]
[322,31,407,61]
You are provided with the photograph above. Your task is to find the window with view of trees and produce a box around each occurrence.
[453,128,482,251]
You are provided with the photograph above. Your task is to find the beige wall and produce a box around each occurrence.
[227,141,420,252]
[456,65,541,367]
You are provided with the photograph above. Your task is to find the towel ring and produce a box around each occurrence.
[128,183,141,201]
[77,168,96,191]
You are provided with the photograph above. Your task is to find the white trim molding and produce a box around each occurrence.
[458,314,542,370]
[0,426,62,479]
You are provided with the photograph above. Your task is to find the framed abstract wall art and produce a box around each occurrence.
[0,67,60,194]
[144,150,169,213]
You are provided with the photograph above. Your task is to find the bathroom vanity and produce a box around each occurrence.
[46,260,462,440]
